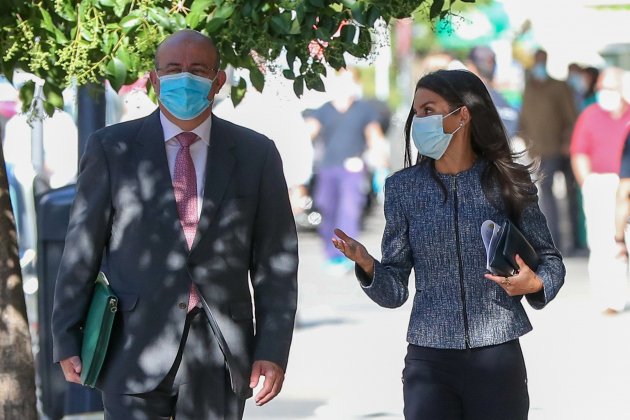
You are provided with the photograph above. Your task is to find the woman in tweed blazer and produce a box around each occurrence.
[333,69,565,420]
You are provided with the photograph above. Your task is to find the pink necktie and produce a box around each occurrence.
[173,132,200,311]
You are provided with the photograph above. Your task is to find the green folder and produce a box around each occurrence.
[80,272,118,388]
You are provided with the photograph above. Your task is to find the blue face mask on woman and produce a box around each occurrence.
[411,107,463,160]
[158,72,215,120]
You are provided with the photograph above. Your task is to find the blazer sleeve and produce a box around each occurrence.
[51,133,113,362]
[356,175,414,308]
[517,184,565,309]
[250,141,298,371]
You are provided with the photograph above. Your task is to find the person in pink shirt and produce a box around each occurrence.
[571,66,630,314]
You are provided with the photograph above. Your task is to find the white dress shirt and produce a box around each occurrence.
[160,112,212,218]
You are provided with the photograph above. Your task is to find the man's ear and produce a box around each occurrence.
[149,70,160,95]
[212,70,227,95]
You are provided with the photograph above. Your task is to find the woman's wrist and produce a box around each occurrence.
[530,275,544,293]
[615,235,626,244]
[358,255,375,275]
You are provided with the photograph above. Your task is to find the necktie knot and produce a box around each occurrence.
[176,132,199,148]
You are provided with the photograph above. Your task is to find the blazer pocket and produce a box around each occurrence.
[230,302,253,321]
[117,292,138,312]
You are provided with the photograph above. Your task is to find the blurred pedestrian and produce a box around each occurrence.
[519,49,579,254]
[304,68,388,274]
[615,129,630,261]
[571,66,630,314]
[333,69,564,419]
[581,66,600,109]
[467,45,519,139]
[51,30,298,419]
[566,63,587,111]
[214,71,314,215]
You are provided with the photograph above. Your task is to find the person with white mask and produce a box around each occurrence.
[571,66,630,315]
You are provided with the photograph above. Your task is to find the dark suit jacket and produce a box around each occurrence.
[51,110,298,398]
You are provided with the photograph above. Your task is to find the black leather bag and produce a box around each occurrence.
[484,220,539,277]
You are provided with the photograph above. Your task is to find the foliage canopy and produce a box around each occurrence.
[1,0,476,113]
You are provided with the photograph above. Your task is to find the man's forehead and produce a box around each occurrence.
[157,41,216,64]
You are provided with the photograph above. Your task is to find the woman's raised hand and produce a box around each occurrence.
[332,228,375,277]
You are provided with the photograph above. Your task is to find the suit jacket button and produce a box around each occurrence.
[179,302,187,310]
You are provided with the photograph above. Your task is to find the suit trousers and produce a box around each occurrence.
[402,339,529,420]
[102,308,246,420]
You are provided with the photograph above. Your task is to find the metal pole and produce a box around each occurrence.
[29,77,46,180]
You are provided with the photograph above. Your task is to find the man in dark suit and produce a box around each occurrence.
[51,30,298,419]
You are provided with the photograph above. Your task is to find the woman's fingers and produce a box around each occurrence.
[334,228,352,242]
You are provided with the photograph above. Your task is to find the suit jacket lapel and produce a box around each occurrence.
[191,115,236,251]
[135,110,188,250]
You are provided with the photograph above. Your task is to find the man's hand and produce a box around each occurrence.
[59,356,82,384]
[249,360,285,406]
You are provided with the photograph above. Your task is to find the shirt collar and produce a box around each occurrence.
[160,111,212,146]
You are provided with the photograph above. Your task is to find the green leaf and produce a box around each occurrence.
[43,83,64,111]
[148,8,172,29]
[286,50,297,69]
[249,67,265,92]
[43,102,56,118]
[205,17,226,34]
[242,2,253,17]
[39,7,55,33]
[98,0,116,6]
[350,2,366,25]
[309,0,325,8]
[430,0,445,20]
[282,69,295,80]
[315,28,331,41]
[327,53,346,70]
[113,0,128,17]
[188,0,213,28]
[186,11,203,29]
[120,14,142,33]
[54,28,69,44]
[293,76,304,97]
[460,0,476,2]
[58,1,77,21]
[106,57,128,91]
[305,72,325,92]
[80,27,93,42]
[270,14,292,35]
[215,4,235,19]
[230,77,247,106]
[311,61,326,75]
[340,23,356,43]
[115,48,131,65]
[18,82,35,115]
[366,6,381,27]
[289,18,301,35]
[191,0,213,14]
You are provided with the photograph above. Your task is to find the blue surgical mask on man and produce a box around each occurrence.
[411,107,463,160]
[531,64,548,81]
[158,72,215,120]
